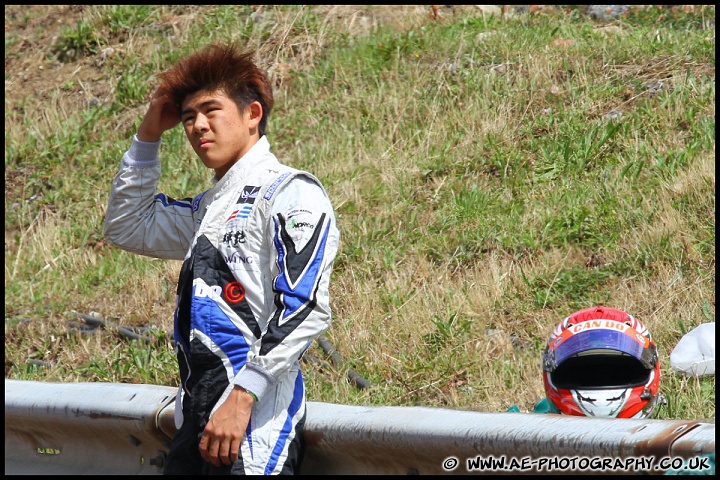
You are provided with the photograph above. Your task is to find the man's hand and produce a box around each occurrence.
[199,386,255,467]
[136,85,181,142]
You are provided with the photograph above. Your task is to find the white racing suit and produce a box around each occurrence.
[104,135,340,474]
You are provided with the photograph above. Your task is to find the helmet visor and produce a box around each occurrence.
[546,328,656,373]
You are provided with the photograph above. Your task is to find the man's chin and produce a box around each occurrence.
[197,155,218,169]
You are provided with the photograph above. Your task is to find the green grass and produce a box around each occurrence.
[4,5,715,420]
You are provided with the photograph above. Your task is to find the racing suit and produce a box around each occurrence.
[104,134,340,474]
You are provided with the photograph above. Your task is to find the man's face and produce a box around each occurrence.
[180,89,259,179]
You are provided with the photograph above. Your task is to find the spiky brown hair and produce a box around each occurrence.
[157,42,274,136]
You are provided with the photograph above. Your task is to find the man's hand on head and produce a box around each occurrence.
[137,86,181,142]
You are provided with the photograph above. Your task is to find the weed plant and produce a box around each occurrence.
[4,5,715,420]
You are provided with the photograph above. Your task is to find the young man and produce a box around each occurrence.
[103,43,340,475]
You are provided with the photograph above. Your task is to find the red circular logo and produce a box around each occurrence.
[224,281,245,304]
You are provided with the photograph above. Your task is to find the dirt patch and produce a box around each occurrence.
[6,5,502,106]
[3,5,443,110]
[6,7,143,109]
[5,5,108,112]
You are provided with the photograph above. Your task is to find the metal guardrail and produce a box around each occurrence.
[5,380,175,475]
[5,380,715,475]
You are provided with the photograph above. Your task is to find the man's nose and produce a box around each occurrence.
[194,114,209,133]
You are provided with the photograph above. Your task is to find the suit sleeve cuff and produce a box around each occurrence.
[233,362,277,402]
[122,135,162,167]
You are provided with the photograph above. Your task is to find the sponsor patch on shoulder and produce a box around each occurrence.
[263,172,292,200]
[237,186,260,205]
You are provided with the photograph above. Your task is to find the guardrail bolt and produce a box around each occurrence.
[149,451,167,468]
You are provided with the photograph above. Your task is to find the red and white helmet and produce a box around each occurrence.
[541,306,661,418]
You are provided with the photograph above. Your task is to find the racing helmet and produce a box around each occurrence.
[541,306,661,418]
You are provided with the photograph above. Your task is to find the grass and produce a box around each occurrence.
[4,5,715,421]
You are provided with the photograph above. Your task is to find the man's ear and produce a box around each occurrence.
[247,101,262,129]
